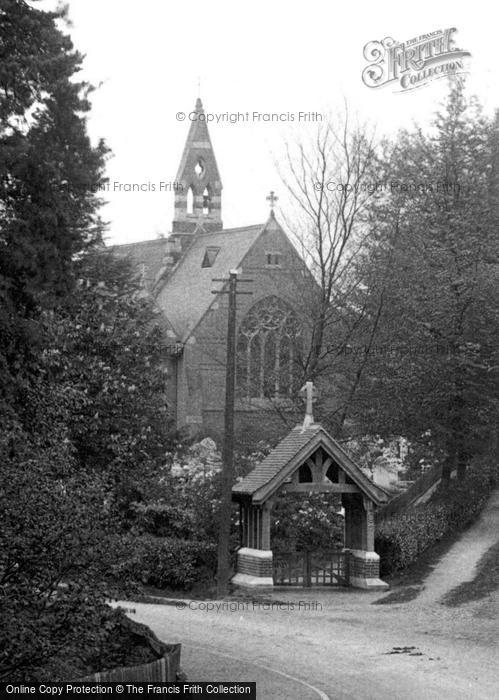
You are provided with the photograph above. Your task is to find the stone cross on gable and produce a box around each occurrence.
[299,381,318,430]
[266,190,278,211]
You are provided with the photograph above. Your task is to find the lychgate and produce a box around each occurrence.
[231,385,390,591]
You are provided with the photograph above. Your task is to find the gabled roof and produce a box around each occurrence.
[232,424,389,506]
[154,223,265,341]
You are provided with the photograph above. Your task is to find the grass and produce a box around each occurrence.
[441,540,499,607]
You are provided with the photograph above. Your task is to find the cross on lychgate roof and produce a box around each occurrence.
[299,381,318,430]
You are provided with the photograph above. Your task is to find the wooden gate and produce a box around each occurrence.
[273,550,349,587]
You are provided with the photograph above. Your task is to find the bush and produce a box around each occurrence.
[375,462,498,576]
[271,492,344,553]
[116,536,217,590]
[40,606,162,682]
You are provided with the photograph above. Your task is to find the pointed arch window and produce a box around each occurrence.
[236,296,301,400]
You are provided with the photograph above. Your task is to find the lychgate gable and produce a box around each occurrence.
[232,424,389,506]
[232,388,389,592]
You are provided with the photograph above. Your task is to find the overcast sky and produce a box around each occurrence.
[39,0,497,245]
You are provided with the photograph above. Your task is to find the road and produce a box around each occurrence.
[123,589,498,699]
[121,490,499,699]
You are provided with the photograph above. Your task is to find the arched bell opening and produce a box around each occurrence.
[202,186,211,215]
[186,186,195,214]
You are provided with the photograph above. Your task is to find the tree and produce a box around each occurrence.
[0,406,123,681]
[352,83,499,479]
[53,252,171,509]
[0,1,145,680]
[0,0,108,413]
[0,248,174,679]
[277,110,385,431]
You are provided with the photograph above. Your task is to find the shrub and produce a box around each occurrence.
[271,492,344,553]
[115,536,217,590]
[375,462,498,576]
[133,438,223,543]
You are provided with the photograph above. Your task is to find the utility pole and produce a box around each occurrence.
[212,270,252,597]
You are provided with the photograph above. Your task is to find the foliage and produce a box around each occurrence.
[77,610,165,678]
[115,536,217,590]
[344,433,445,484]
[0,405,129,681]
[271,492,344,552]
[344,435,403,477]
[49,252,171,517]
[279,83,498,471]
[133,438,223,542]
[0,1,171,680]
[0,1,108,317]
[0,251,172,678]
[350,82,499,476]
[376,462,498,576]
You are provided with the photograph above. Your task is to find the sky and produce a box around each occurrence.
[38,0,498,245]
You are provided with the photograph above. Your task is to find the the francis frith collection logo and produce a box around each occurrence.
[362,28,471,92]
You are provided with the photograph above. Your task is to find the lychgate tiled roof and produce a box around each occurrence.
[234,425,322,495]
[233,424,389,506]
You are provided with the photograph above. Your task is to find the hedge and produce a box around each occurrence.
[375,462,498,577]
[115,536,217,590]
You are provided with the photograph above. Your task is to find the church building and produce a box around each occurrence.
[112,98,313,441]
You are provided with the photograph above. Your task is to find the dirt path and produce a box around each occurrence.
[415,489,499,604]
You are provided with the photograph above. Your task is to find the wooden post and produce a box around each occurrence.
[212,271,253,596]
[216,271,237,597]
[305,551,311,587]
[261,501,272,550]
[363,497,375,552]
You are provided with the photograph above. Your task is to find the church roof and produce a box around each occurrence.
[232,424,389,506]
[155,223,265,340]
[109,238,167,292]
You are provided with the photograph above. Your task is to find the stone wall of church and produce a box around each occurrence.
[183,222,314,446]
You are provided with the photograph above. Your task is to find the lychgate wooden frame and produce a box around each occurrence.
[232,418,390,590]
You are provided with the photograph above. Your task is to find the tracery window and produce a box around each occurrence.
[236,296,301,400]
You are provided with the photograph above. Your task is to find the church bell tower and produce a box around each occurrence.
[172,98,223,234]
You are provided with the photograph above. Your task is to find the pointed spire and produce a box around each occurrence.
[172,97,223,235]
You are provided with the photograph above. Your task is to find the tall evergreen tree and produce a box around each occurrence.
[353,83,499,478]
